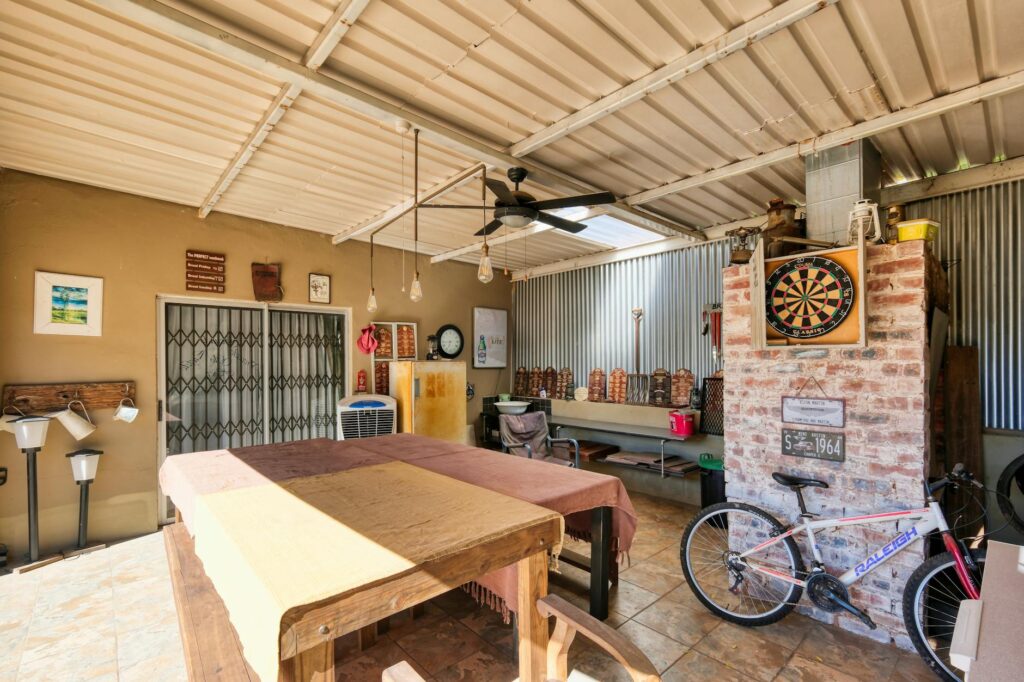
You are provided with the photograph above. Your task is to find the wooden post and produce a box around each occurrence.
[517,550,549,682]
[287,639,334,682]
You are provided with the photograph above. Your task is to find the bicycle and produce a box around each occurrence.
[679,465,985,681]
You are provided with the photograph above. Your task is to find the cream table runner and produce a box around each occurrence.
[190,460,562,682]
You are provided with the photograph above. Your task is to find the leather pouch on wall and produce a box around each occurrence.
[252,262,283,302]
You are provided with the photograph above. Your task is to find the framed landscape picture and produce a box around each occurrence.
[34,271,103,336]
[308,273,331,303]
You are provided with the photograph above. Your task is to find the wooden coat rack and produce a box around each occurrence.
[2,381,136,413]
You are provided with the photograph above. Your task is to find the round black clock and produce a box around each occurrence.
[436,324,464,359]
[765,256,854,339]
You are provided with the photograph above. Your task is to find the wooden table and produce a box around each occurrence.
[165,461,562,682]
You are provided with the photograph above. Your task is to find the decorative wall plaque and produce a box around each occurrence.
[782,396,846,428]
[185,250,225,293]
[251,262,282,302]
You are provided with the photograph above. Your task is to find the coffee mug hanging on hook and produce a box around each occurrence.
[114,398,139,423]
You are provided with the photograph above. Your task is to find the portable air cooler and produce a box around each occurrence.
[335,395,397,440]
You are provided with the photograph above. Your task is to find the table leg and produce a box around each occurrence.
[590,506,611,620]
[285,639,334,682]
[517,550,549,682]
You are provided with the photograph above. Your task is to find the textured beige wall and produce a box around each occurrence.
[0,170,512,558]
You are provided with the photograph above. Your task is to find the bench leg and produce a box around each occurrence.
[589,506,611,620]
[357,623,378,650]
[284,639,334,682]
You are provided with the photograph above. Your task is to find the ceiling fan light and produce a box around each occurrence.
[499,214,532,228]
[409,273,423,303]
[477,245,493,284]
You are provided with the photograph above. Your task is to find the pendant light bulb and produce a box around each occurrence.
[477,244,494,283]
[366,288,378,313]
[409,273,423,303]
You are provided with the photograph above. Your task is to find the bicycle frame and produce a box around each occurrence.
[738,499,979,598]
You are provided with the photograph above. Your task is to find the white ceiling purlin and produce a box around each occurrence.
[625,70,1024,206]
[508,0,838,158]
[196,0,371,218]
[103,0,702,241]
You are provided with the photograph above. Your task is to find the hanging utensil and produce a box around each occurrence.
[626,308,649,405]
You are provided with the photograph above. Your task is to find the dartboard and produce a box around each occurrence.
[765,256,854,338]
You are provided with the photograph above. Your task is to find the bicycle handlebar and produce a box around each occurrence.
[927,463,984,496]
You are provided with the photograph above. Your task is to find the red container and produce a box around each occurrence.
[669,410,695,436]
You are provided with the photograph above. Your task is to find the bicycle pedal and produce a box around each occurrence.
[828,593,877,630]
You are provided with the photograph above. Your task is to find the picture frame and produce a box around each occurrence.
[308,273,331,303]
[34,271,104,336]
[473,307,507,368]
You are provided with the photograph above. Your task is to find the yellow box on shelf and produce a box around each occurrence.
[897,219,939,242]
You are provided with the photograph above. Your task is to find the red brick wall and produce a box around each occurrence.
[723,241,934,649]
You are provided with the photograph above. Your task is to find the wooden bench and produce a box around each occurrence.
[383,593,660,681]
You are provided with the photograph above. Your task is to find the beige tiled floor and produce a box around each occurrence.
[0,493,938,681]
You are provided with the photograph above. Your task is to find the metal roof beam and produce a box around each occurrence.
[195,0,370,217]
[880,155,1024,205]
[626,69,1024,206]
[99,1,704,240]
[509,0,836,157]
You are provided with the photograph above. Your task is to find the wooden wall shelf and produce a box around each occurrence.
[2,381,136,413]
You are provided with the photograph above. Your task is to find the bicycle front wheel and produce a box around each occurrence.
[680,502,805,626]
[903,550,986,682]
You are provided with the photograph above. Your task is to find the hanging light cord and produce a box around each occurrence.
[413,128,419,279]
[369,232,374,289]
[400,130,406,291]
[482,167,487,249]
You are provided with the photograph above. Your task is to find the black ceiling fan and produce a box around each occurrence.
[475,167,616,236]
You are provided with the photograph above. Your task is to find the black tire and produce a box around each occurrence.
[680,501,805,626]
[903,549,986,682]
[996,453,1024,534]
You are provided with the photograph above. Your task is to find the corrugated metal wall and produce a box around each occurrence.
[512,240,731,387]
[908,181,1023,432]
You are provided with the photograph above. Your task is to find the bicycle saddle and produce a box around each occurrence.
[772,472,829,489]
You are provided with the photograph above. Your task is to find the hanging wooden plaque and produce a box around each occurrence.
[251,263,282,302]
[186,250,225,293]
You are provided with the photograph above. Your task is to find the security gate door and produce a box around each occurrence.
[159,300,347,520]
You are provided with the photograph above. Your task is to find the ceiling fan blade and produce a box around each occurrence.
[485,178,518,205]
[526,191,616,211]
[474,219,504,236]
[536,211,587,233]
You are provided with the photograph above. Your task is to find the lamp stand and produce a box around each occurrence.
[77,480,91,549]
[23,446,40,563]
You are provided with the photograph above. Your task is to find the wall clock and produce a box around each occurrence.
[436,324,464,359]
[765,255,854,339]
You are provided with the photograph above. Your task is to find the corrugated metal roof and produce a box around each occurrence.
[2,0,1023,269]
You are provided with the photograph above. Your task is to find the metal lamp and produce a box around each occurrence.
[12,415,50,562]
[66,448,102,550]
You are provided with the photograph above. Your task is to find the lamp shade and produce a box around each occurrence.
[13,416,50,449]
[66,448,103,482]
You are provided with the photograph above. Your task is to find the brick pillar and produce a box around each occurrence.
[723,241,935,649]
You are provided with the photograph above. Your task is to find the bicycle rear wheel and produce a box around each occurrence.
[680,502,805,626]
[996,453,1024,534]
[903,550,986,682]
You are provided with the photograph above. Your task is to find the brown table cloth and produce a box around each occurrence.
[159,433,637,619]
